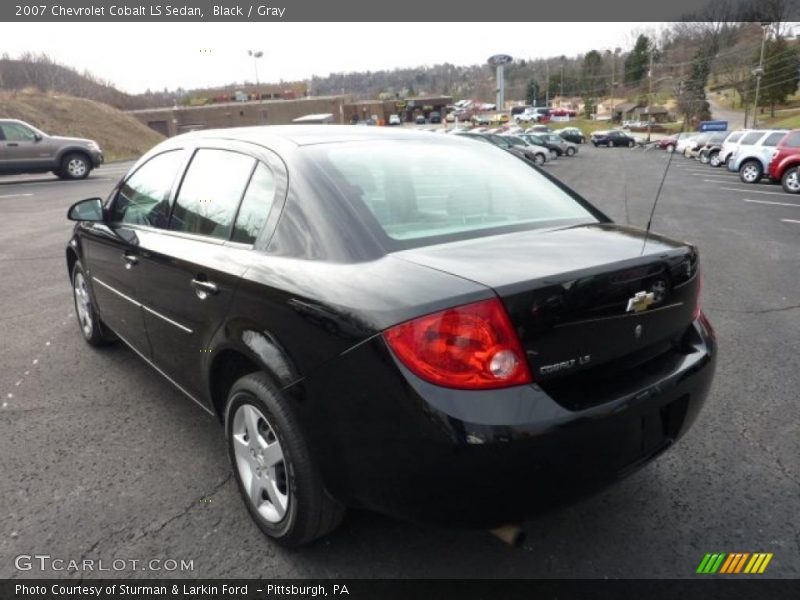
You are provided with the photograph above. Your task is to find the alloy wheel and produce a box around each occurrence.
[231,404,289,523]
[73,271,93,338]
[741,164,760,183]
[784,170,800,193]
[67,158,88,178]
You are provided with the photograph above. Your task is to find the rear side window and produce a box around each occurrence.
[762,132,785,146]
[110,150,184,226]
[309,139,596,246]
[781,132,800,148]
[741,132,764,145]
[232,163,276,244]
[170,149,255,240]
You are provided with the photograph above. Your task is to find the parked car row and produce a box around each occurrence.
[665,127,800,193]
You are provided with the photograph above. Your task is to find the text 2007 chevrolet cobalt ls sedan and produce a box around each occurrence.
[66,126,716,546]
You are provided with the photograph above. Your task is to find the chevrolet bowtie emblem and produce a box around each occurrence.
[626,291,655,313]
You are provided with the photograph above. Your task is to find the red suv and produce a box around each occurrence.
[768,129,800,193]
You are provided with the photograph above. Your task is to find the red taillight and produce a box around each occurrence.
[383,298,532,390]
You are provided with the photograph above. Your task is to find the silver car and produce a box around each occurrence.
[0,119,104,179]
[727,129,788,183]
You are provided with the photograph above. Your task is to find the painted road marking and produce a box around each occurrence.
[744,198,800,208]
[781,218,800,223]
[721,186,794,197]
[0,193,34,199]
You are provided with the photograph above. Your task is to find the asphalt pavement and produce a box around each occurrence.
[0,147,798,579]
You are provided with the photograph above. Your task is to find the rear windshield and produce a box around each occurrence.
[306,139,598,247]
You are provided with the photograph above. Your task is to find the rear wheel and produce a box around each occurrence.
[226,372,344,547]
[609,140,615,148]
[533,153,545,166]
[665,144,675,153]
[566,146,576,156]
[628,140,635,148]
[59,153,91,180]
[699,152,710,164]
[739,160,763,184]
[781,167,800,193]
[709,151,721,167]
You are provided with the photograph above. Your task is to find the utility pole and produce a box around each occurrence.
[752,22,770,129]
[647,50,654,142]
[559,60,564,107]
[545,62,550,107]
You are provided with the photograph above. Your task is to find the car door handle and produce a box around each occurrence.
[122,253,139,269]
[190,278,219,299]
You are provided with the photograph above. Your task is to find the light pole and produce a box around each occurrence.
[752,22,770,129]
[248,50,263,103]
[647,49,655,142]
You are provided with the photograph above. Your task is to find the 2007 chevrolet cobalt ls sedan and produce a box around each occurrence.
[66,126,716,546]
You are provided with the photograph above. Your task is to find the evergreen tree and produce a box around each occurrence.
[760,36,800,117]
[624,34,652,85]
[525,79,540,105]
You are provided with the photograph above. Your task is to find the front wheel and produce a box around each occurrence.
[533,153,545,166]
[781,167,800,193]
[709,152,721,167]
[59,153,91,180]
[609,140,615,148]
[71,263,115,346]
[226,372,344,547]
[566,146,576,156]
[665,144,675,153]
[628,140,635,148]
[699,152,710,164]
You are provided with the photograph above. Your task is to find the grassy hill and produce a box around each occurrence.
[0,90,164,161]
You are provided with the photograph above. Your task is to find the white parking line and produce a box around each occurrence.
[781,218,800,223]
[744,198,800,208]
[0,193,34,199]
[720,186,792,197]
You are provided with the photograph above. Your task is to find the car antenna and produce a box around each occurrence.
[640,83,695,256]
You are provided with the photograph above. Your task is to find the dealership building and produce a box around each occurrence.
[128,94,455,136]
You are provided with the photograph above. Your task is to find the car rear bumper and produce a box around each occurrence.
[299,317,717,526]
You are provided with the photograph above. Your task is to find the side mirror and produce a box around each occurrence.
[68,198,105,222]
[33,133,42,142]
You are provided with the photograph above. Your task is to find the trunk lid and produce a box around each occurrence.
[396,223,700,391]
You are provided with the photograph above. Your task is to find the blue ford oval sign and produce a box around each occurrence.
[488,54,513,66]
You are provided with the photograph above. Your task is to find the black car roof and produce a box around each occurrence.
[174,125,446,147]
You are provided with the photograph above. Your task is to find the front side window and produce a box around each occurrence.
[741,132,764,145]
[170,149,255,240]
[1,122,37,142]
[726,132,743,144]
[309,139,597,247]
[110,150,184,226]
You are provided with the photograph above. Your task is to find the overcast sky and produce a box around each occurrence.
[3,22,665,94]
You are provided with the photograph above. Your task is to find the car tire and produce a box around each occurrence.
[59,153,91,180]
[781,167,800,193]
[71,262,116,346]
[699,152,710,164]
[665,144,675,153]
[534,153,545,166]
[628,140,635,148]
[739,160,763,184]
[226,372,344,547]
[566,146,576,156]
[609,140,615,148]
[709,151,721,167]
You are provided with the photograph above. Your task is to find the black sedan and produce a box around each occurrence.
[591,130,639,148]
[555,127,586,144]
[66,126,715,546]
